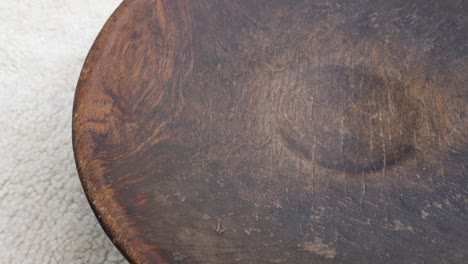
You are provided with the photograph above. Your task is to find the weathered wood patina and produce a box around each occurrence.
[73,0,468,263]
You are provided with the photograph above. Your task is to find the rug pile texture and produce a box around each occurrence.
[0,1,126,263]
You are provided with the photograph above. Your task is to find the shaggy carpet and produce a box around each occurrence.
[0,1,127,263]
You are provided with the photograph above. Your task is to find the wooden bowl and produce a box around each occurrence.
[73,0,468,263]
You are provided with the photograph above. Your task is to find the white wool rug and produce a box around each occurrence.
[0,1,127,263]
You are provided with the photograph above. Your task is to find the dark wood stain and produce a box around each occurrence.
[73,0,468,263]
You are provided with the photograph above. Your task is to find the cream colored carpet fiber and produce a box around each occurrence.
[0,1,127,263]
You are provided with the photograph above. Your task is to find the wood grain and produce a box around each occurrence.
[73,0,468,263]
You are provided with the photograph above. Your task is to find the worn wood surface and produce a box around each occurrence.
[73,0,468,263]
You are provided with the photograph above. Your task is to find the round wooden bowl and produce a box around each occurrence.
[73,0,468,263]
